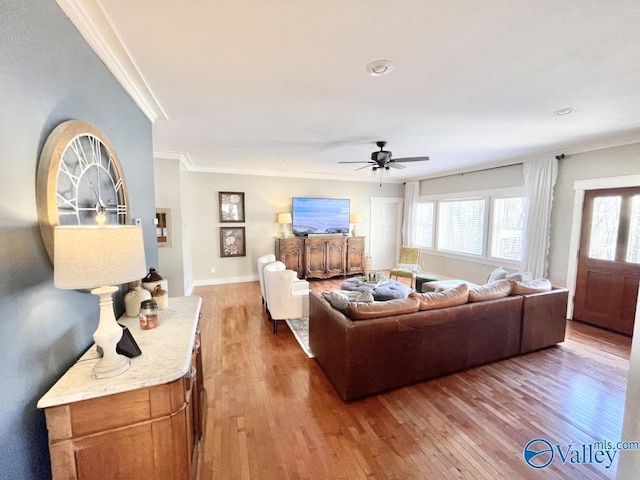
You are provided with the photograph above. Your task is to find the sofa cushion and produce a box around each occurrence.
[510,278,552,294]
[345,295,420,320]
[468,279,512,302]
[323,290,374,311]
[415,283,469,310]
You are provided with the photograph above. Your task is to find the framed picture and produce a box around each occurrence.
[219,191,245,222]
[220,226,246,257]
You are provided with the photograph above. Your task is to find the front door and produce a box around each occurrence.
[573,187,640,335]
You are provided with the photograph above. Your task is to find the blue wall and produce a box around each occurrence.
[0,1,157,478]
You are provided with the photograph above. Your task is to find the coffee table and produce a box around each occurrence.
[341,277,412,301]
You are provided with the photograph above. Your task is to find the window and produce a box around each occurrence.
[416,201,434,248]
[491,197,525,261]
[437,199,485,256]
[626,195,640,264]
[417,189,525,264]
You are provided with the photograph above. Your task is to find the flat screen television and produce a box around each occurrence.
[292,197,350,236]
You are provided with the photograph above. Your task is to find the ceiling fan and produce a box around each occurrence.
[338,141,430,172]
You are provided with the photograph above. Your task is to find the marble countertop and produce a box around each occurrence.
[37,295,202,409]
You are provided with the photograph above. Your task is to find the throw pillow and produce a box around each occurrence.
[397,263,419,272]
[324,290,374,312]
[487,267,508,283]
[324,291,351,311]
[505,271,533,282]
[349,290,375,303]
[510,278,552,295]
[468,279,512,302]
[415,283,469,311]
[346,295,421,320]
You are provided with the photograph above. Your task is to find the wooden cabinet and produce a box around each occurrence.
[38,297,204,480]
[346,236,365,276]
[306,236,346,278]
[275,236,305,278]
[275,236,365,279]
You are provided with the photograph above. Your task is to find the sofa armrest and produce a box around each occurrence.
[520,286,569,353]
[291,279,310,292]
[309,292,351,398]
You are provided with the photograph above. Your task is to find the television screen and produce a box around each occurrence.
[292,197,350,236]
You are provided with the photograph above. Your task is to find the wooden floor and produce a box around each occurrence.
[194,279,632,479]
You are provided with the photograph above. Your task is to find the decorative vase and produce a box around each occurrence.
[142,267,168,295]
[152,285,169,310]
[124,285,152,317]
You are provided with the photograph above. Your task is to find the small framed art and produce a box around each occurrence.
[220,226,246,257]
[219,191,245,222]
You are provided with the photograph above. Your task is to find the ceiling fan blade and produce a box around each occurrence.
[388,163,406,169]
[354,164,371,171]
[393,156,430,163]
[338,161,374,164]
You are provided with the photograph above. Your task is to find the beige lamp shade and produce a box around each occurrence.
[278,212,292,224]
[350,213,361,224]
[54,225,147,290]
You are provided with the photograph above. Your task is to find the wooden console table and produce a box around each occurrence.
[37,296,205,480]
[275,235,365,279]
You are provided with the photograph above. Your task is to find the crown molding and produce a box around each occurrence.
[153,150,404,183]
[418,130,640,181]
[57,0,168,123]
[153,150,194,170]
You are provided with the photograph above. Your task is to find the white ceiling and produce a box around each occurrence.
[61,0,640,183]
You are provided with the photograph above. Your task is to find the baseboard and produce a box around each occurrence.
[192,275,259,287]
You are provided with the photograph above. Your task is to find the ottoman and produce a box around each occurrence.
[341,277,412,301]
[415,273,439,293]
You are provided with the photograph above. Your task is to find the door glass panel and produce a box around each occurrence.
[588,196,621,260]
[627,195,640,264]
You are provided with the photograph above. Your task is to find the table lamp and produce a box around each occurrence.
[278,212,292,238]
[350,213,361,236]
[54,222,147,379]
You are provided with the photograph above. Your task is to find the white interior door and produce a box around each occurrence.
[369,197,403,270]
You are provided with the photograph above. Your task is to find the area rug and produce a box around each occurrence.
[285,317,314,358]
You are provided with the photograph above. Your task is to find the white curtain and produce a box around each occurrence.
[402,181,420,246]
[521,157,558,278]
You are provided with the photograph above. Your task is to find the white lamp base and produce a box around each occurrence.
[91,286,130,379]
[280,224,289,238]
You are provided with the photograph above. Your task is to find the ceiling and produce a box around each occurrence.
[61,0,640,183]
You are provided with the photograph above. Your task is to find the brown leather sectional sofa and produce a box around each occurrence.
[309,285,569,401]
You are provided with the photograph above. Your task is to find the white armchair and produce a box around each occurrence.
[264,261,310,333]
[257,253,276,309]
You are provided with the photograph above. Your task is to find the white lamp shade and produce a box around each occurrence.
[350,213,361,224]
[54,225,147,290]
[278,212,292,224]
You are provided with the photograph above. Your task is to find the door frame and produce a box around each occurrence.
[566,174,640,318]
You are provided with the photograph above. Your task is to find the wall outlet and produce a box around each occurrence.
[210,267,216,274]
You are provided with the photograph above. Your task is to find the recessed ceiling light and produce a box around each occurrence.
[553,107,575,116]
[366,59,394,76]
